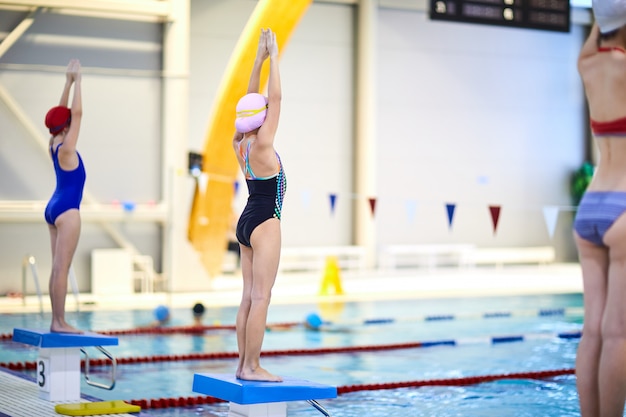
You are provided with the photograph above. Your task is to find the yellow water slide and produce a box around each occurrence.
[189,0,312,276]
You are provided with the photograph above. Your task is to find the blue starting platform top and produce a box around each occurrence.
[192,373,337,405]
[12,328,118,348]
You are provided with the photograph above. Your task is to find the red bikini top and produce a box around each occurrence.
[598,46,626,53]
[590,47,626,135]
[591,117,626,136]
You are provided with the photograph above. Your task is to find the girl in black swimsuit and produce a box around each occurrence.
[231,28,284,383]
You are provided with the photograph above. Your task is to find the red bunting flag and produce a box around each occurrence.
[368,197,377,217]
[489,205,501,235]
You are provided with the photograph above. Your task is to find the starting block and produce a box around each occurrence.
[192,373,337,417]
[12,328,118,402]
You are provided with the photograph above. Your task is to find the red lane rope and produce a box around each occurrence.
[97,323,301,336]
[0,322,302,340]
[337,368,575,393]
[124,368,576,410]
[0,341,427,370]
[0,332,583,370]
[98,324,236,335]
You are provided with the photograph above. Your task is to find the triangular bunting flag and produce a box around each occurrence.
[405,200,417,224]
[489,205,501,235]
[329,193,337,215]
[446,203,456,229]
[543,205,560,239]
[368,197,377,217]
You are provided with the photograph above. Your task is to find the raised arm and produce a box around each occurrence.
[58,74,73,107]
[233,30,269,145]
[248,29,269,94]
[60,59,83,154]
[579,23,600,68]
[257,29,281,146]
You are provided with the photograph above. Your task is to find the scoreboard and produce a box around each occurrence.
[429,0,570,32]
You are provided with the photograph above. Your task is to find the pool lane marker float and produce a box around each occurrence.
[0,329,582,370]
[121,368,576,410]
[0,306,583,340]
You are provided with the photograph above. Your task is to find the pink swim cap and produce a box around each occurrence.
[235,93,268,133]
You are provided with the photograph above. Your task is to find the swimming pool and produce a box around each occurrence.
[0,293,586,417]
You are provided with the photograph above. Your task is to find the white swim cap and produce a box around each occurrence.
[593,0,626,33]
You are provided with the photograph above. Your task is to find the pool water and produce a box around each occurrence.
[0,293,591,417]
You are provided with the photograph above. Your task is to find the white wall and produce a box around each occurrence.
[375,8,585,259]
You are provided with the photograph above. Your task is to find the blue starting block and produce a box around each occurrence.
[12,328,118,402]
[192,373,336,417]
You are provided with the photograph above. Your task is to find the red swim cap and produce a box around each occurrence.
[45,106,71,135]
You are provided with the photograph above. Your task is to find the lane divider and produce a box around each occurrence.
[0,329,582,370]
[325,307,583,327]
[0,306,583,340]
[125,368,576,409]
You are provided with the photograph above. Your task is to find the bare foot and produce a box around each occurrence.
[238,366,282,382]
[50,321,83,334]
[236,360,243,379]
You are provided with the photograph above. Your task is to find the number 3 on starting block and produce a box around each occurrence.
[36,348,81,401]
[12,328,119,402]
[37,358,50,392]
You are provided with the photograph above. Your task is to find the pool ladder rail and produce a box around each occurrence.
[307,399,332,417]
[81,345,117,390]
[21,254,79,314]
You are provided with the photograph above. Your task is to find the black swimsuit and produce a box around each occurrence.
[235,141,286,247]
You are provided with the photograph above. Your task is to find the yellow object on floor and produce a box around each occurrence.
[319,256,345,296]
[54,400,140,416]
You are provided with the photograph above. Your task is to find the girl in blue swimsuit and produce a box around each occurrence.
[44,59,85,334]
[232,29,285,382]
[575,6,626,416]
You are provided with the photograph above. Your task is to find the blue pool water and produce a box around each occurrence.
[0,293,589,416]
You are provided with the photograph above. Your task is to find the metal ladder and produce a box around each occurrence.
[81,346,117,390]
[22,255,116,390]
[307,399,332,417]
[21,254,80,314]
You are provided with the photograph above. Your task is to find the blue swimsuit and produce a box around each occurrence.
[44,144,86,225]
[574,192,626,246]
[235,141,286,247]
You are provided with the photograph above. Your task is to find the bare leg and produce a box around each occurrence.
[574,233,608,417]
[238,219,282,382]
[598,216,626,417]
[236,243,253,379]
[49,210,82,333]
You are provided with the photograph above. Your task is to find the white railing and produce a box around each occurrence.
[21,255,79,313]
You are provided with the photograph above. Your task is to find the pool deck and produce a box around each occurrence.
[0,263,583,314]
[0,370,140,417]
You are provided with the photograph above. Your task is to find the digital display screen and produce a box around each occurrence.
[430,0,570,32]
